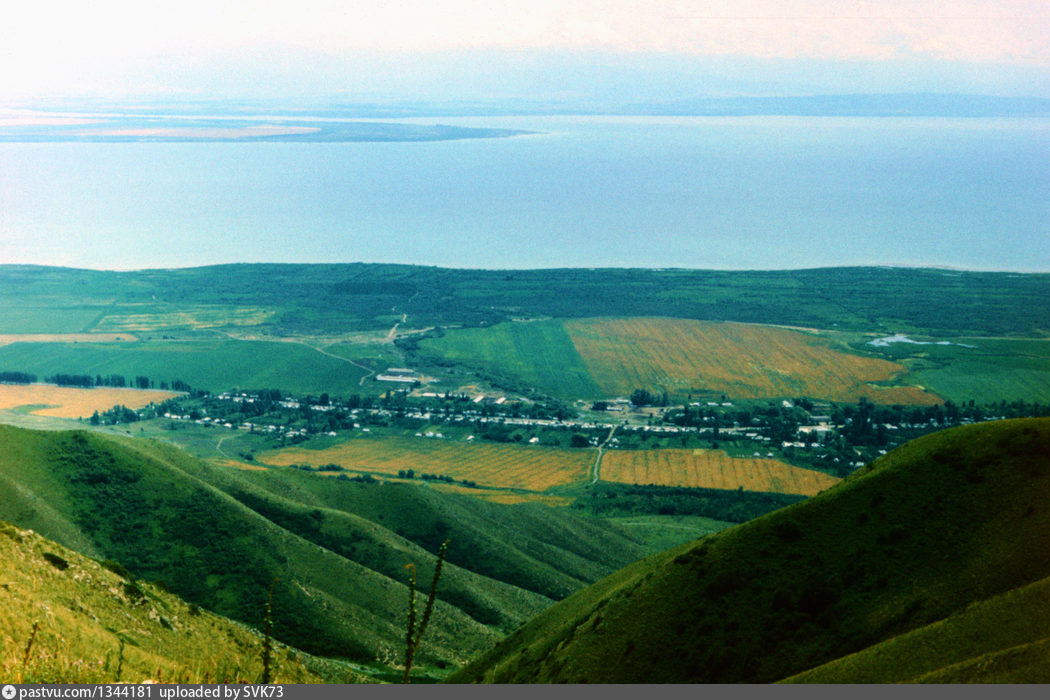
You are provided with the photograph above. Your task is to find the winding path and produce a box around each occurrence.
[590,424,619,484]
[286,339,378,386]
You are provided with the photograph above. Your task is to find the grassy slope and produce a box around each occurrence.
[782,574,1050,683]
[0,424,646,672]
[212,466,648,602]
[0,425,490,667]
[0,521,346,683]
[449,418,1050,683]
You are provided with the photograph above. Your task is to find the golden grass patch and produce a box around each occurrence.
[600,448,840,496]
[423,482,575,507]
[0,384,177,419]
[0,523,332,684]
[95,307,273,332]
[566,317,940,405]
[210,458,268,471]
[258,437,591,492]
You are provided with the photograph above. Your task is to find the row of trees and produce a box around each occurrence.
[0,368,193,392]
[50,373,145,388]
[0,371,36,384]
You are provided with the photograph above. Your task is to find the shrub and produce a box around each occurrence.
[123,581,145,601]
[42,552,70,570]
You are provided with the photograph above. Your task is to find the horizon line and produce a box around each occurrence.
[3,261,1047,275]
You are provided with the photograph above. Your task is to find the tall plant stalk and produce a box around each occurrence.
[19,621,40,683]
[403,539,450,683]
[262,577,278,684]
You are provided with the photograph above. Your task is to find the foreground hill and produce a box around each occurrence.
[0,521,343,683]
[0,425,646,675]
[449,418,1050,683]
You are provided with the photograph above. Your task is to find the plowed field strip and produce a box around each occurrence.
[600,448,839,496]
[258,437,592,491]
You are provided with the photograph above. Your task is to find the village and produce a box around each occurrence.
[121,365,1045,479]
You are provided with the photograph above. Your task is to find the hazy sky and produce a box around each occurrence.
[2,1,1048,102]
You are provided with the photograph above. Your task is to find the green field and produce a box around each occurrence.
[0,339,369,395]
[0,306,107,334]
[863,337,1050,403]
[321,341,406,371]
[598,515,736,552]
[417,321,601,398]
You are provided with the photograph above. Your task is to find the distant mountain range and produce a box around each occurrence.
[13,92,1050,120]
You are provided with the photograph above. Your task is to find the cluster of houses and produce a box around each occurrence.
[161,411,338,439]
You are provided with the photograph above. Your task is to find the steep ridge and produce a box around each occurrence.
[0,424,645,672]
[0,520,343,683]
[449,418,1050,683]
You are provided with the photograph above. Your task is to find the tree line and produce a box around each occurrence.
[0,369,193,392]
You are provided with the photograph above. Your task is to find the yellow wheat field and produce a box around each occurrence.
[566,317,940,405]
[600,448,840,496]
[0,384,177,419]
[258,437,592,491]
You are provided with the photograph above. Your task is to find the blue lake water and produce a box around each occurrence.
[0,115,1047,271]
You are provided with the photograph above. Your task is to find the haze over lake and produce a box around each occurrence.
[2,115,1047,271]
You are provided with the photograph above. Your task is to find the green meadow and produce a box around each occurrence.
[416,321,601,399]
[0,339,369,395]
[862,337,1050,404]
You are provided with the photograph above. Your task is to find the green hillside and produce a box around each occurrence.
[0,521,346,683]
[0,424,646,677]
[3,264,1048,337]
[449,418,1050,683]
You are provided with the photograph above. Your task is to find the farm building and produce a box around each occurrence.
[376,368,422,384]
